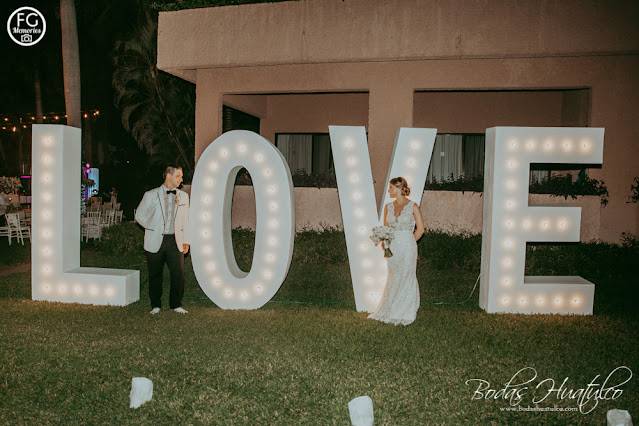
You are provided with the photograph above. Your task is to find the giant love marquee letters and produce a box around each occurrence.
[31,125,603,314]
[31,125,139,306]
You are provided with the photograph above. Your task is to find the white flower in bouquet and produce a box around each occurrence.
[370,225,395,258]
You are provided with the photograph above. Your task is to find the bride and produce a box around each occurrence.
[368,177,425,325]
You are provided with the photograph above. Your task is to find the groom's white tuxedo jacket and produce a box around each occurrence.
[135,186,190,253]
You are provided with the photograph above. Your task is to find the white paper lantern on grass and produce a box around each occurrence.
[190,130,295,309]
[31,125,139,306]
[130,377,153,409]
[348,395,374,426]
[480,127,604,314]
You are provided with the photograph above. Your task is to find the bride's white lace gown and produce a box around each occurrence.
[368,201,420,325]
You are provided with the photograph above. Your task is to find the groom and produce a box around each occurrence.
[135,166,190,315]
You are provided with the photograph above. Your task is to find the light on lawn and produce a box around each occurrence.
[203,246,212,255]
[329,126,436,313]
[209,161,218,171]
[479,127,603,315]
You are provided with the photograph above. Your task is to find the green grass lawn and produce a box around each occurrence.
[0,246,637,424]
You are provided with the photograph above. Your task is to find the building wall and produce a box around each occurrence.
[413,90,565,132]
[158,0,639,75]
[158,0,639,243]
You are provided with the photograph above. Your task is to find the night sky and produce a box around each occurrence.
[1,0,167,212]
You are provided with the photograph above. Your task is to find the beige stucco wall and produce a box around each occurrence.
[158,0,639,77]
[227,187,601,242]
[158,0,639,243]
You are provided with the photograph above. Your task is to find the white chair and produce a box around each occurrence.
[115,210,124,224]
[82,210,101,241]
[0,216,9,241]
[100,209,115,231]
[6,213,31,245]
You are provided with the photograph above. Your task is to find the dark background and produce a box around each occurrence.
[0,0,165,217]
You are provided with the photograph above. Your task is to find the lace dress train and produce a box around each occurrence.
[368,201,420,325]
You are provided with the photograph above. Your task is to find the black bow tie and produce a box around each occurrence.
[166,190,176,195]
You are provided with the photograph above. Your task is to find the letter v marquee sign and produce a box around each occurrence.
[328,126,437,312]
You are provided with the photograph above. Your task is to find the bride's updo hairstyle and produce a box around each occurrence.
[390,177,410,196]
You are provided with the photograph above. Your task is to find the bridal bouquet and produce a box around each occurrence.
[370,225,395,258]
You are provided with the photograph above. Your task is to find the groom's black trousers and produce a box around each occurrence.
[146,234,184,309]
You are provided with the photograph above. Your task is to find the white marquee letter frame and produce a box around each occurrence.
[329,126,436,312]
[190,130,295,309]
[31,125,139,306]
[480,127,604,314]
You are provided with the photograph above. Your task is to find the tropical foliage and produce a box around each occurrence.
[0,177,22,194]
[150,0,295,12]
[628,177,639,204]
[112,13,195,176]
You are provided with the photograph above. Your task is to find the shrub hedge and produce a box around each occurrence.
[97,223,637,280]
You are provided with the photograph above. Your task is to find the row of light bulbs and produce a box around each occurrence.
[41,283,116,297]
[500,294,583,308]
[506,137,592,153]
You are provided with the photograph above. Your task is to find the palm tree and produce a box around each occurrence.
[112,12,195,176]
[60,0,82,128]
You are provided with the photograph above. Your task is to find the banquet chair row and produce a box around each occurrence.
[1,213,31,245]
